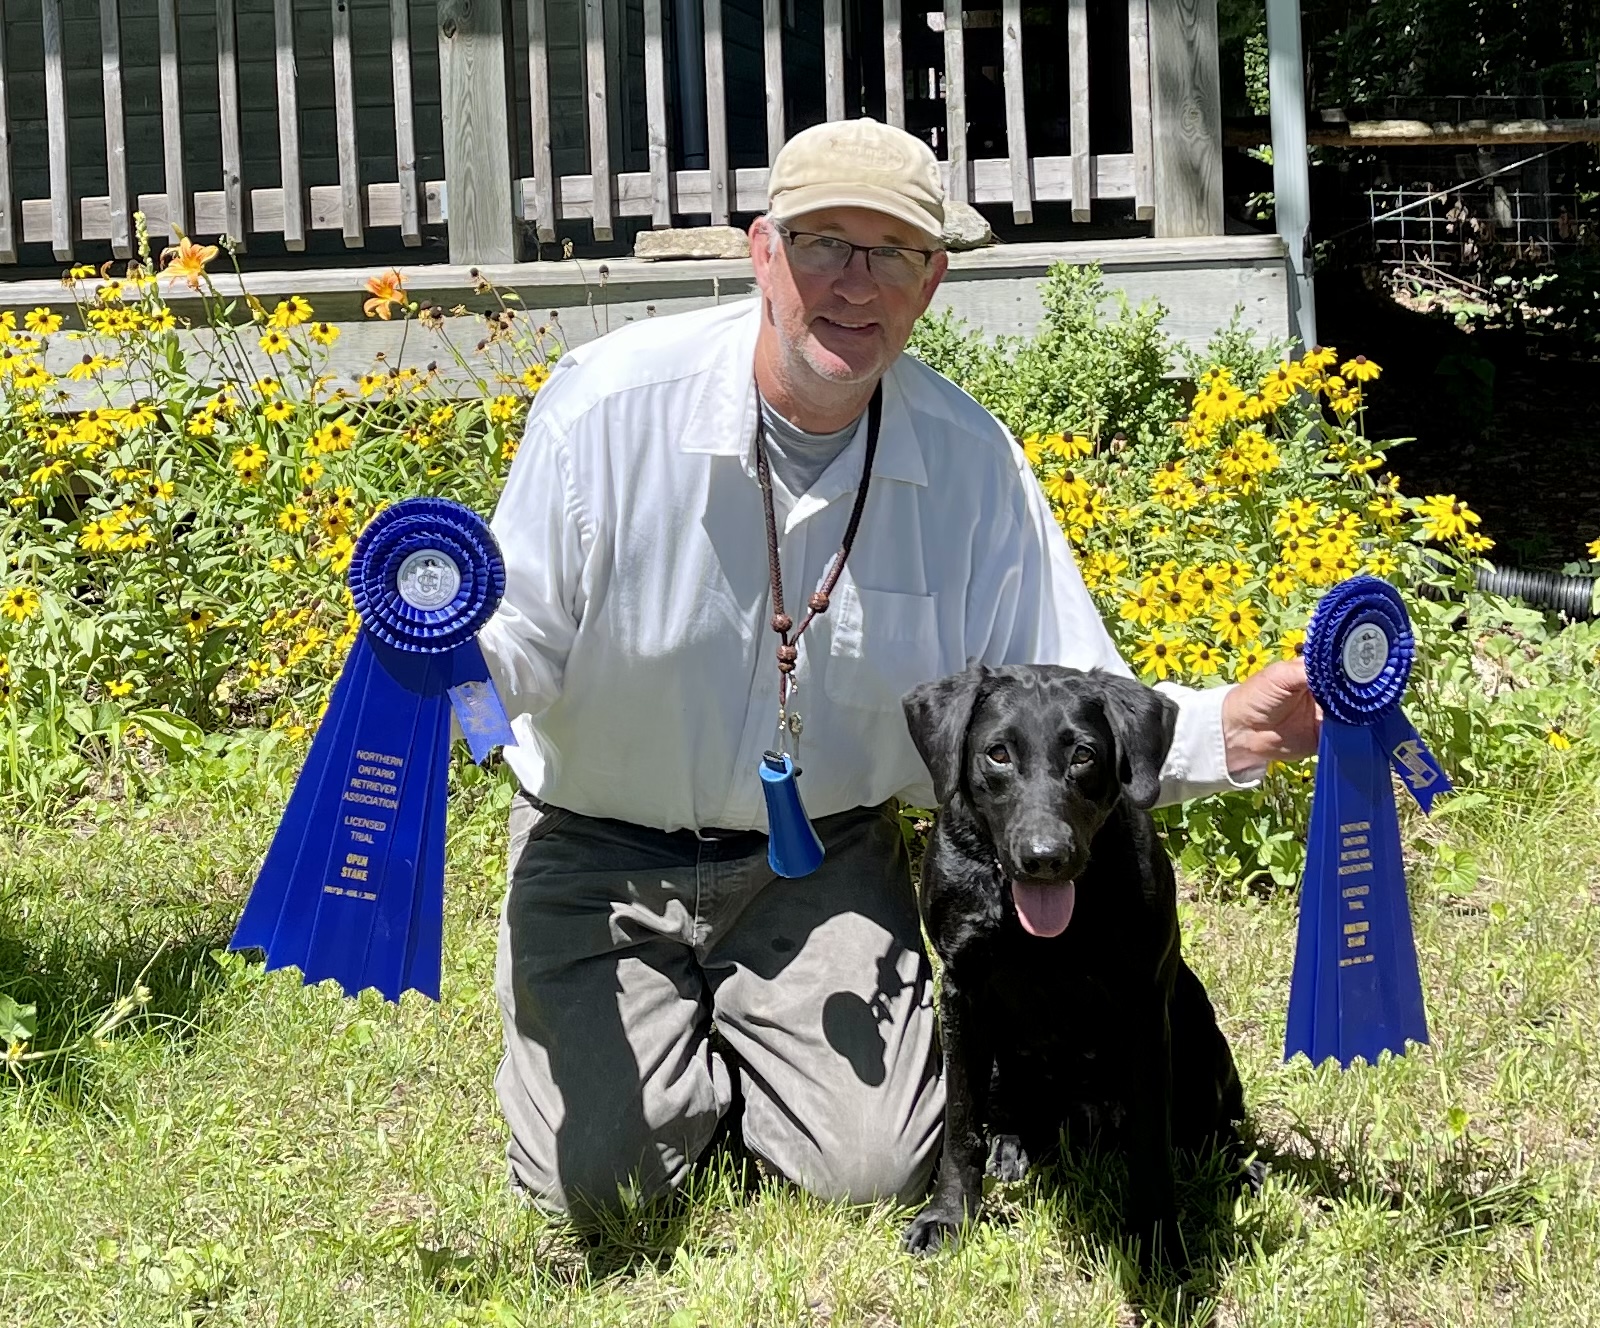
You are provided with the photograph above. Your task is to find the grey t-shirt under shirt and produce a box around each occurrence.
[757,393,865,498]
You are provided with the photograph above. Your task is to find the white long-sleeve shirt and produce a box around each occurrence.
[479,299,1255,833]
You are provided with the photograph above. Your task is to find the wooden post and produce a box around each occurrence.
[703,0,729,225]
[0,15,14,262]
[823,0,844,121]
[1067,0,1090,222]
[1148,0,1222,237]
[217,0,248,248]
[332,0,364,246]
[274,0,305,250]
[642,0,671,226]
[883,0,904,130]
[762,0,784,166]
[439,0,519,264]
[583,0,613,240]
[1266,0,1315,348]
[1127,0,1155,221]
[943,0,966,203]
[42,0,72,260]
[100,0,132,258]
[527,0,557,241]
[391,0,422,245]
[999,0,1030,224]
[157,0,188,238]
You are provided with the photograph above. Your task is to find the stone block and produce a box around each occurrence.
[941,201,996,251]
[633,226,751,260]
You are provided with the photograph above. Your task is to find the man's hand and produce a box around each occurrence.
[1222,658,1320,776]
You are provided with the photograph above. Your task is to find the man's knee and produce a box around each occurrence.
[506,1112,718,1226]
[766,1114,940,1207]
[509,1156,667,1228]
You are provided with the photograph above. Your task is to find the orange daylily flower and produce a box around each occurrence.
[162,236,219,289]
[363,270,407,320]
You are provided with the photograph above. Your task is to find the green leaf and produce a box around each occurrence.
[63,700,99,737]
[0,994,38,1045]
[666,1312,699,1328]
[72,619,98,657]
[1430,791,1489,819]
[131,709,206,758]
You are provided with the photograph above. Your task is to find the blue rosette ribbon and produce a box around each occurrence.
[231,497,516,1002]
[1285,575,1450,1067]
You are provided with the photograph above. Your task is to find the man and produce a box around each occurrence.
[478,118,1318,1223]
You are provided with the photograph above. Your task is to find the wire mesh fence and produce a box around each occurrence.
[1359,134,1597,295]
[1370,167,1590,290]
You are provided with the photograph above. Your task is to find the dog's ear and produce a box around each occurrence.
[1093,671,1178,809]
[902,664,989,806]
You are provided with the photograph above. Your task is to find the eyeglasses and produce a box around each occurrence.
[772,223,937,287]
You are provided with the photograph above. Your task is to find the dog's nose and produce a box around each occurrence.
[1018,843,1070,879]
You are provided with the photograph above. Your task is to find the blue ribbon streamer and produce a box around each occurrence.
[231,497,515,1002]
[1285,575,1450,1068]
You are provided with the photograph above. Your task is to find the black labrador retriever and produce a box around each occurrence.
[900,663,1250,1268]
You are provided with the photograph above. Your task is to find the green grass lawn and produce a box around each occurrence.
[3,743,1597,1327]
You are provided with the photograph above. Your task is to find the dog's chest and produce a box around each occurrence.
[979,881,1166,1062]
[982,929,1142,1028]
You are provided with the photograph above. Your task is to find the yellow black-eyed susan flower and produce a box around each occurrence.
[1134,629,1184,681]
[2,587,41,623]
[270,295,313,328]
[230,443,268,473]
[181,607,217,638]
[1233,646,1268,681]
[1415,494,1482,543]
[24,307,63,335]
[1185,641,1223,677]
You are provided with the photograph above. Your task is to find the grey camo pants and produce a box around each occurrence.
[493,793,944,1222]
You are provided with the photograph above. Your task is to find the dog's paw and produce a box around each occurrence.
[1125,1207,1185,1278]
[986,1133,1030,1183]
[1240,1156,1269,1195]
[902,1205,965,1256]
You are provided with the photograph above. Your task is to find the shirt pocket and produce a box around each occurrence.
[824,583,943,711]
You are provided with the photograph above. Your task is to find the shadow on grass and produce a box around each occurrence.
[1256,1119,1548,1259]
[0,917,236,1103]
[984,1137,1268,1328]
[562,1121,763,1282]
[415,1132,761,1300]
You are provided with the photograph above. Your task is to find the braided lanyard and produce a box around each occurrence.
[754,383,884,756]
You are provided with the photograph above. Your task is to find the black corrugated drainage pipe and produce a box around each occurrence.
[1472,563,1599,620]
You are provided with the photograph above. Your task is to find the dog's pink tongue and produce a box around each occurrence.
[1011,880,1076,937]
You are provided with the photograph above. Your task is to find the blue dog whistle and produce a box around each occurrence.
[759,751,825,878]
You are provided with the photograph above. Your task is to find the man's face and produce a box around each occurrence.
[750,206,949,389]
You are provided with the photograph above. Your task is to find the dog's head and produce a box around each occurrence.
[902,665,1178,937]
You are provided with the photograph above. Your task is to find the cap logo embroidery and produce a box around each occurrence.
[829,135,910,174]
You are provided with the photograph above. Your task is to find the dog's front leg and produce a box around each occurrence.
[903,970,992,1254]
[1123,989,1181,1274]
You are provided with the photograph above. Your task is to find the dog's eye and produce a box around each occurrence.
[985,744,1012,766]
[1069,745,1096,769]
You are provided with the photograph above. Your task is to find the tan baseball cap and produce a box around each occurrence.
[767,118,945,244]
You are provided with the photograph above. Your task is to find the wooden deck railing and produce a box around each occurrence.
[2,0,441,264]
[0,0,1222,268]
